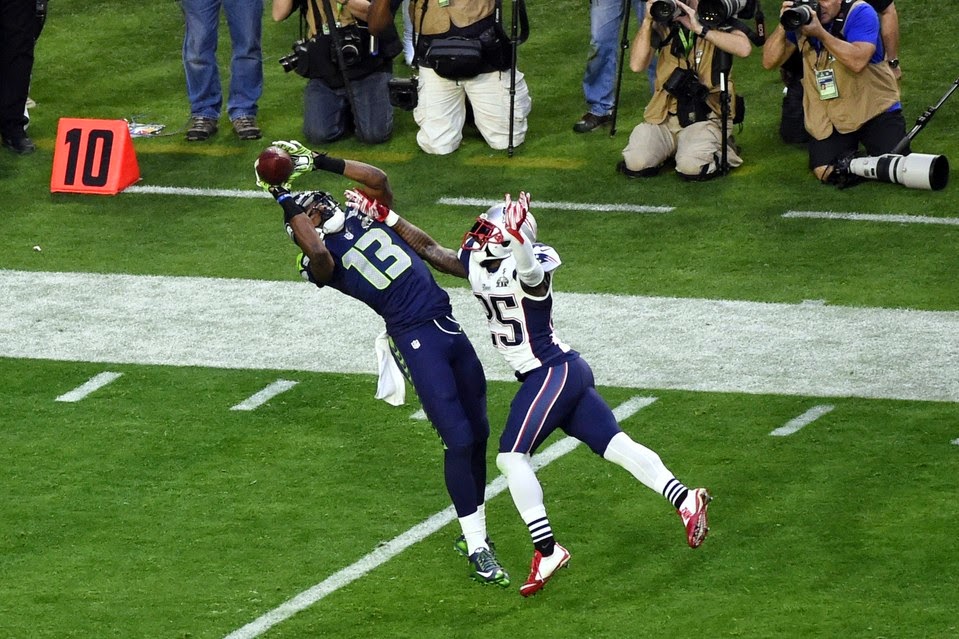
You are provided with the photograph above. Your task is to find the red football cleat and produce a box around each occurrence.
[520,544,570,597]
[678,488,712,548]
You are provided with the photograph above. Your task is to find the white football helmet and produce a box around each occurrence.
[294,191,345,235]
[461,203,538,264]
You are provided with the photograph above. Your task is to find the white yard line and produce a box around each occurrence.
[125,185,272,199]
[122,186,673,214]
[769,405,836,437]
[54,371,123,402]
[222,396,655,639]
[438,196,673,213]
[230,380,299,411]
[783,211,959,226]
[3,270,957,403]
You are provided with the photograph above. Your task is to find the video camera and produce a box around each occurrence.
[838,153,950,191]
[780,0,820,31]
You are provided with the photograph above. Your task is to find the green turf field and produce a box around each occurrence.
[1,0,957,637]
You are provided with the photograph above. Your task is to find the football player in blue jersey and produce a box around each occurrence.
[346,187,712,597]
[256,140,509,588]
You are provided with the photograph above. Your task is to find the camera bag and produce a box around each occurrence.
[424,37,485,80]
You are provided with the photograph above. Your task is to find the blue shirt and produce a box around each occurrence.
[787,1,899,111]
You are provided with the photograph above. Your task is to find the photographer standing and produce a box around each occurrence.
[1,0,43,154]
[367,0,532,155]
[762,0,906,184]
[273,0,402,144]
[619,0,752,180]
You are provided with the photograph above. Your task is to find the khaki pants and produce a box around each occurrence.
[621,115,742,178]
[414,66,532,155]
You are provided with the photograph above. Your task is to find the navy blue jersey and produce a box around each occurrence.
[300,213,453,335]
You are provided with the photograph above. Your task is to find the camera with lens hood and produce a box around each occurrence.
[780,0,820,31]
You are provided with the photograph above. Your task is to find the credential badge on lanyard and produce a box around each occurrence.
[816,67,839,100]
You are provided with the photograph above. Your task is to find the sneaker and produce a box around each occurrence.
[573,112,611,133]
[231,115,262,140]
[678,488,712,549]
[468,548,510,588]
[453,535,496,559]
[185,116,217,142]
[2,136,36,155]
[520,544,570,597]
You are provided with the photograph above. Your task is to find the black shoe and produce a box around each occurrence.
[617,159,661,178]
[573,112,611,133]
[3,136,36,155]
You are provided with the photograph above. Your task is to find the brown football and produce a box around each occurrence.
[255,146,295,185]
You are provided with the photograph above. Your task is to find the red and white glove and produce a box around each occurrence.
[503,191,531,243]
[344,188,399,226]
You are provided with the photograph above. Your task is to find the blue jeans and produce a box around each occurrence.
[303,71,394,144]
[583,0,655,117]
[180,0,263,120]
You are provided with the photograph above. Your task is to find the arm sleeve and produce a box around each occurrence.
[510,237,544,287]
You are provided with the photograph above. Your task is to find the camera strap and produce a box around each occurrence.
[493,0,529,45]
[828,0,856,38]
[312,0,362,115]
[725,9,765,47]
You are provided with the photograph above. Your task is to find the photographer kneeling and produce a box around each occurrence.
[274,0,402,144]
[619,0,751,180]
[367,0,532,155]
[762,0,906,184]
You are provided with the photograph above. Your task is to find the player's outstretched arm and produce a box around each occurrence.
[270,186,336,283]
[345,189,467,278]
[270,140,394,207]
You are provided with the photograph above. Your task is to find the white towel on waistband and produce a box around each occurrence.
[374,330,406,406]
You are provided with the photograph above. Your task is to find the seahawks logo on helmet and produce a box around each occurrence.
[294,190,346,235]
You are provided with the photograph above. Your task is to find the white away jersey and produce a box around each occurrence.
[459,243,570,374]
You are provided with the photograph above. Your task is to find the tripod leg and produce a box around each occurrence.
[609,0,632,137]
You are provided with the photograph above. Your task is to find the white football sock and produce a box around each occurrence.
[458,510,488,555]
[496,452,545,515]
[603,431,674,494]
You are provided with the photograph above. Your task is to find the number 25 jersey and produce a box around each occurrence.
[459,243,571,375]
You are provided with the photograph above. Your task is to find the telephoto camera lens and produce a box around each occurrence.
[698,0,746,27]
[650,0,681,23]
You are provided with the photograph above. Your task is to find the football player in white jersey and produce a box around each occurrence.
[346,188,712,597]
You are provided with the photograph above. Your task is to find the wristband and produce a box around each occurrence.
[384,210,399,227]
[278,196,304,225]
[699,25,711,38]
[313,153,346,175]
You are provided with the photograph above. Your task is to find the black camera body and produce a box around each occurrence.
[781,0,820,31]
[664,67,708,101]
[335,25,364,67]
[664,67,712,127]
[388,77,418,111]
[279,39,311,74]
[698,0,756,27]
